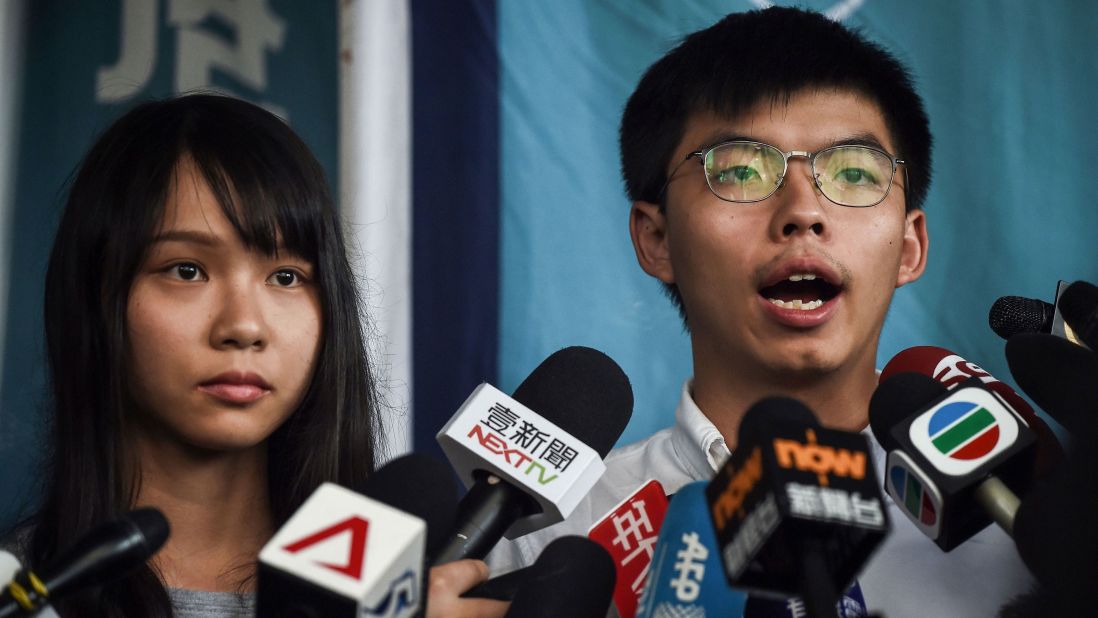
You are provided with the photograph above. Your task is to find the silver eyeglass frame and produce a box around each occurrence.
[663,139,906,208]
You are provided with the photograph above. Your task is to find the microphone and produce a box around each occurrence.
[705,398,888,618]
[501,536,616,618]
[0,508,169,617]
[257,454,457,617]
[989,296,1055,339]
[1005,333,1098,437]
[880,344,1060,474]
[869,372,1036,549]
[586,480,669,618]
[1057,280,1098,349]
[989,281,1093,348]
[434,346,633,563]
[635,482,746,618]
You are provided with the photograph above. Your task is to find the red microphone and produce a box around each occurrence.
[881,346,1062,474]
[587,480,669,618]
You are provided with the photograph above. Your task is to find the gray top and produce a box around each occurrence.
[168,588,255,618]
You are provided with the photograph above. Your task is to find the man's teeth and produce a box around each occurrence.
[768,298,823,310]
[788,273,817,282]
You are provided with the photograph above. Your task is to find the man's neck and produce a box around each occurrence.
[130,434,274,593]
[691,357,879,450]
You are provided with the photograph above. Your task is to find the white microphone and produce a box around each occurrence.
[257,483,427,618]
[433,346,633,562]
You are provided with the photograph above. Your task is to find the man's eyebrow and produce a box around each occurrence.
[688,132,894,154]
[824,133,892,152]
[149,230,221,246]
[691,132,754,152]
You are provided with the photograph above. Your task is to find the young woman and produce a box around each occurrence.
[17,94,505,617]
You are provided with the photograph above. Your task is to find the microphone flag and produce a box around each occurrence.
[587,479,669,618]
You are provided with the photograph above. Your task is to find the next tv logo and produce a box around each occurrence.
[908,386,1020,477]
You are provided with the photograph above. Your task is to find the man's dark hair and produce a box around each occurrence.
[620,6,932,318]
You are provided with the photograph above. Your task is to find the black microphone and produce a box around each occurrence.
[0,508,169,617]
[1058,280,1098,349]
[358,454,459,559]
[869,373,1036,549]
[433,346,633,563]
[1005,332,1098,437]
[989,280,1093,348]
[502,536,616,618]
[706,397,889,618]
[989,296,1055,339]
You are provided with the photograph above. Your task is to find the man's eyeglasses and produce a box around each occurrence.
[666,140,905,208]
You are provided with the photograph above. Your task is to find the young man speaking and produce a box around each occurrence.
[490,7,1032,616]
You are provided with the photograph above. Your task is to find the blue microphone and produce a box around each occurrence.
[635,481,745,618]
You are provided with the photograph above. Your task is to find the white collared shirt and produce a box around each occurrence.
[487,380,1034,617]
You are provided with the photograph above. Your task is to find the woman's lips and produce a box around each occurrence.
[198,382,270,403]
[198,372,272,404]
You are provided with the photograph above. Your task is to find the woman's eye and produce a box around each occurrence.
[169,263,205,281]
[268,269,303,287]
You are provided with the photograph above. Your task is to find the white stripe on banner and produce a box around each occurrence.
[0,0,26,395]
[339,0,413,462]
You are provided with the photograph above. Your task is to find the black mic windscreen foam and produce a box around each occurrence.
[989,296,1054,340]
[1058,280,1098,347]
[737,396,819,448]
[504,536,615,618]
[1005,333,1098,437]
[127,508,170,557]
[359,453,459,556]
[868,372,948,448]
[511,346,633,457]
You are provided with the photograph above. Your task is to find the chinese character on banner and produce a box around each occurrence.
[611,500,658,592]
[481,403,520,435]
[851,493,885,527]
[669,531,708,602]
[510,421,550,452]
[541,438,578,472]
[587,480,669,618]
[786,483,825,519]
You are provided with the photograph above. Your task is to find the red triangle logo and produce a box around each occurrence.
[282,516,369,580]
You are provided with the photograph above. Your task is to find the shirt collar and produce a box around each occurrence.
[672,379,731,477]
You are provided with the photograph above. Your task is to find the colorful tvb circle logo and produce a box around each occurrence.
[885,450,942,539]
[908,387,1020,477]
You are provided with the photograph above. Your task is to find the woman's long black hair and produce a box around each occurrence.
[29,94,382,615]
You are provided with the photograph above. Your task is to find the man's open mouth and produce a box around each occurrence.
[759,273,842,310]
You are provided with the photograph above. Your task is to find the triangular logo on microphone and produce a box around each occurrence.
[282,516,369,580]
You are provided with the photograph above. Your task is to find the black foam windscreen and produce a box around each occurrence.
[737,396,819,448]
[868,372,948,448]
[510,346,633,457]
[503,536,616,618]
[989,296,1055,340]
[1058,281,1098,349]
[127,508,170,557]
[358,453,458,556]
[1006,332,1098,437]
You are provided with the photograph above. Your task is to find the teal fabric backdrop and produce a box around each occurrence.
[496,0,1098,446]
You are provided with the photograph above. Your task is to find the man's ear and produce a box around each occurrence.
[896,208,929,288]
[629,200,675,284]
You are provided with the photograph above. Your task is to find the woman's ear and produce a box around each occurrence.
[629,201,675,284]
